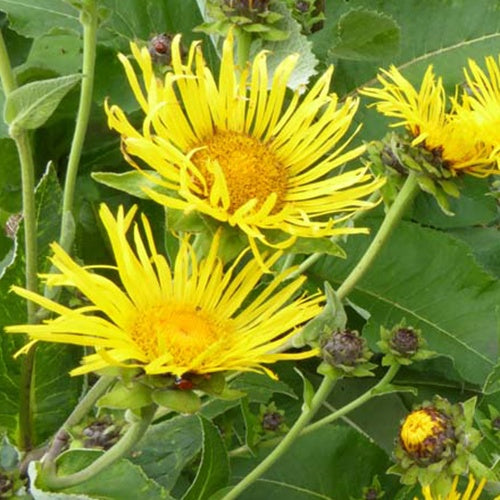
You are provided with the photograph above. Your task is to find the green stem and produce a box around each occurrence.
[302,364,399,436]
[43,404,156,490]
[43,376,114,466]
[223,176,419,497]
[336,173,419,299]
[59,0,98,253]
[222,377,336,500]
[229,364,400,458]
[236,28,252,68]
[285,191,381,282]
[0,30,39,451]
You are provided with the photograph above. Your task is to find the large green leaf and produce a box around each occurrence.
[311,218,499,387]
[230,425,399,499]
[0,0,81,38]
[4,74,81,130]
[0,165,82,445]
[129,415,202,491]
[183,415,230,500]
[29,451,170,499]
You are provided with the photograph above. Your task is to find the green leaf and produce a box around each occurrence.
[0,138,22,213]
[29,451,170,499]
[4,74,81,131]
[91,170,163,200]
[287,237,346,258]
[183,415,230,500]
[97,382,152,410]
[0,164,83,445]
[129,415,202,491]
[249,2,318,90]
[449,227,500,279]
[0,0,81,38]
[294,368,315,410]
[19,33,84,76]
[230,372,296,404]
[412,177,497,230]
[330,9,401,61]
[312,218,499,386]
[230,425,399,499]
[152,389,201,414]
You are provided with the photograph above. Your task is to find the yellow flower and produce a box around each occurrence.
[6,205,323,378]
[361,60,499,177]
[456,56,500,167]
[417,475,487,500]
[105,31,383,263]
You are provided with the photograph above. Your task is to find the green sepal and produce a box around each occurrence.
[152,389,201,414]
[294,367,315,410]
[97,381,152,410]
[285,237,346,258]
[215,387,247,400]
[292,282,347,348]
[196,373,226,396]
[371,383,417,397]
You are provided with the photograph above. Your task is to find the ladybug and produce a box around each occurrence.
[174,376,194,391]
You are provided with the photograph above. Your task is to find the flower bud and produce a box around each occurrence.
[322,329,364,366]
[319,329,376,379]
[262,411,283,431]
[378,322,434,366]
[399,408,454,465]
[148,33,174,65]
[389,396,483,492]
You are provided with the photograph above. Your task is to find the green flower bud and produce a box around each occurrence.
[318,329,376,379]
[378,322,435,366]
[389,396,485,493]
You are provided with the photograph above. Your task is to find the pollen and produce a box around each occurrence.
[191,130,288,214]
[129,304,233,368]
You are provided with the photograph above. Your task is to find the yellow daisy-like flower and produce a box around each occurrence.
[457,56,500,166]
[361,60,500,177]
[6,205,323,378]
[105,31,383,263]
[417,475,487,500]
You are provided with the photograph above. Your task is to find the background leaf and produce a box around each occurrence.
[183,415,230,500]
[0,165,82,446]
[311,218,499,387]
[4,74,81,130]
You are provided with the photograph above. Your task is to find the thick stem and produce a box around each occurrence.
[229,364,400,458]
[337,173,419,299]
[59,0,98,253]
[43,404,156,490]
[0,31,38,451]
[43,376,114,466]
[223,377,336,500]
[224,176,419,497]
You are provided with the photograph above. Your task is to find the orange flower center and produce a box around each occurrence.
[129,304,233,367]
[191,130,288,214]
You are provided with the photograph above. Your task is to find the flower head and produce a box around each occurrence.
[105,31,383,264]
[361,58,500,177]
[6,205,323,378]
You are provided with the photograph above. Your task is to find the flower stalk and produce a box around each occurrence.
[223,172,420,498]
[0,30,38,451]
[42,404,156,490]
[59,0,98,254]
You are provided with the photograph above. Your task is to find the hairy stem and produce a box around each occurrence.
[223,377,336,500]
[336,173,419,299]
[43,404,156,490]
[59,0,98,253]
[43,376,114,466]
[229,364,400,457]
[0,30,38,451]
[224,174,419,498]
